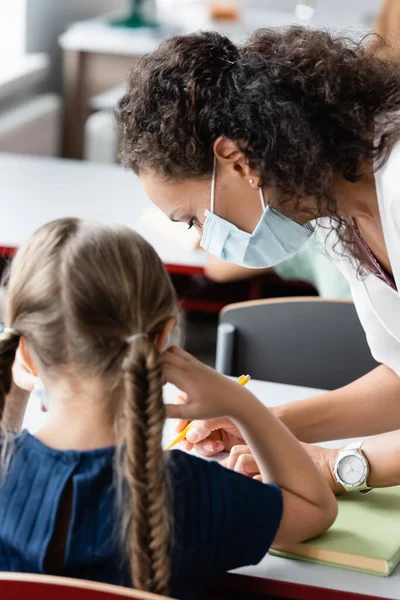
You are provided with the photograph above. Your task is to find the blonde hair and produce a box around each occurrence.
[0,218,178,595]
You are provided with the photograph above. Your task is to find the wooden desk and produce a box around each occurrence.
[0,153,207,276]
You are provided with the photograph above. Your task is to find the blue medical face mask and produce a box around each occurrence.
[200,159,313,268]
[31,380,49,410]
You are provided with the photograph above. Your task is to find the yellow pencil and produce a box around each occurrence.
[166,374,251,450]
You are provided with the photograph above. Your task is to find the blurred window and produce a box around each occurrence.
[0,0,26,58]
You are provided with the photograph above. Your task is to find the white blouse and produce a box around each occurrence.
[320,139,400,376]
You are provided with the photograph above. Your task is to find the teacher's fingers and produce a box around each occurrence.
[193,436,225,456]
[185,418,227,445]
[227,445,250,470]
[176,417,194,451]
[227,445,260,477]
[180,439,194,452]
[171,415,226,455]
[188,420,228,457]
[234,454,260,477]
[219,446,262,482]
[176,418,189,432]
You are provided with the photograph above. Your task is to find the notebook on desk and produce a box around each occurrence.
[270,486,400,576]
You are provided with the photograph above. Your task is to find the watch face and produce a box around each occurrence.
[337,455,366,486]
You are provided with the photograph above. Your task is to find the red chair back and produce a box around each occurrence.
[0,573,174,600]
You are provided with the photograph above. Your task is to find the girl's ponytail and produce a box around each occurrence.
[122,336,170,595]
[0,329,20,427]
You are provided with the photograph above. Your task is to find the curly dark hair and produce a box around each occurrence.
[116,26,400,228]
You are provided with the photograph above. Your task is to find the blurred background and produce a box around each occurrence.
[0,0,383,160]
[0,0,393,363]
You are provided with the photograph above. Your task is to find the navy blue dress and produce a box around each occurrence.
[0,430,282,600]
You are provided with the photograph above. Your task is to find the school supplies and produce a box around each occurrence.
[209,2,240,21]
[270,486,400,576]
[166,374,250,450]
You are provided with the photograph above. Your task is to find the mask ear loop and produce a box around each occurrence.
[259,185,266,210]
[210,156,216,213]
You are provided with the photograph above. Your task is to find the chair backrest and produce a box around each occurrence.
[0,573,174,600]
[216,297,379,390]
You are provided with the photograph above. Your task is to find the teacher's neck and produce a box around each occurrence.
[333,162,379,222]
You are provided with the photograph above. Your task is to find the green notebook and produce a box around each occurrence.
[270,486,400,576]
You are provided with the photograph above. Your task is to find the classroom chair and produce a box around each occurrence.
[0,573,174,600]
[215,297,379,390]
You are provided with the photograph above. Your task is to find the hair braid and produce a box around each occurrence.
[122,337,170,595]
[0,331,20,427]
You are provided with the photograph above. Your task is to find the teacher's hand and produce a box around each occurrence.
[223,444,344,494]
[175,414,245,456]
[163,346,249,455]
[173,403,280,456]
[303,444,344,495]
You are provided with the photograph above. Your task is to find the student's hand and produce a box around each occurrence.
[12,349,38,393]
[175,412,245,456]
[164,346,249,423]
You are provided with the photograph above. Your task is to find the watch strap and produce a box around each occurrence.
[335,441,373,493]
[345,441,364,451]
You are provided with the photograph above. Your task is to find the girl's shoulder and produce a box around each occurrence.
[167,450,283,579]
[3,430,115,477]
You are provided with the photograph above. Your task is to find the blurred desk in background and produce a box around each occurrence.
[2,154,311,316]
[0,153,207,275]
[59,19,163,160]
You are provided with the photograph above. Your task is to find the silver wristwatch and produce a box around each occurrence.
[333,441,372,494]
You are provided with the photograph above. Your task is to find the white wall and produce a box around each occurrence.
[236,0,381,32]
[25,0,129,92]
[24,0,382,94]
